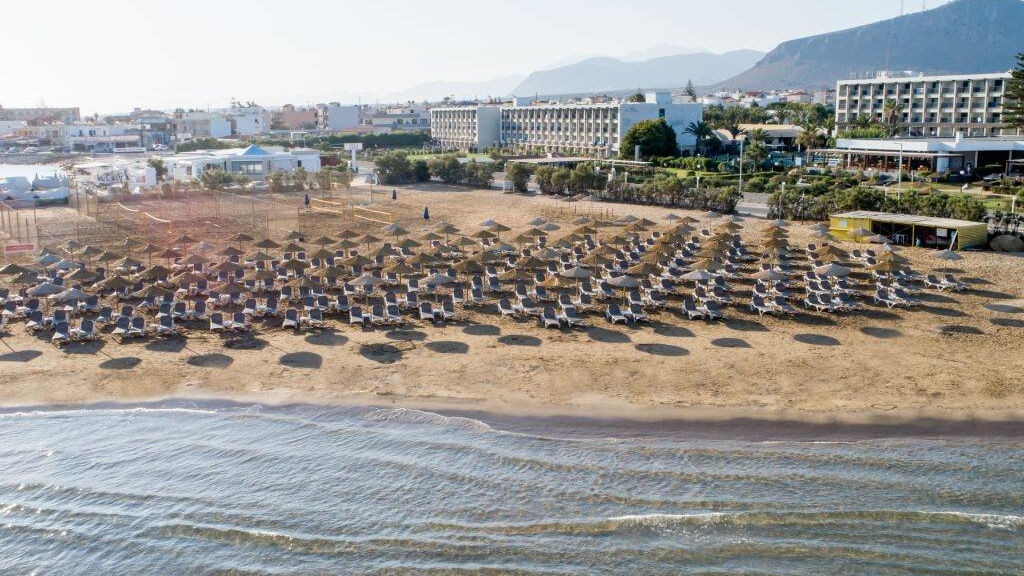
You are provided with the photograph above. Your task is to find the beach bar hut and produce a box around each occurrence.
[828,211,988,250]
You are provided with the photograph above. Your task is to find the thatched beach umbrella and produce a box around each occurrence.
[254,238,281,250]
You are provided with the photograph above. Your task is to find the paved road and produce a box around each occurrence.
[737,193,770,219]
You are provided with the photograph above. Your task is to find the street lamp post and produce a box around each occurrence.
[738,139,745,196]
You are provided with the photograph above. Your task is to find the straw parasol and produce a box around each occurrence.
[470,229,498,240]
[310,236,336,247]
[210,261,244,274]
[341,254,374,268]
[0,264,31,276]
[681,269,714,282]
[113,256,144,271]
[499,268,536,282]
[452,259,485,275]
[397,238,422,250]
[308,247,336,260]
[64,267,99,283]
[314,265,347,279]
[283,230,307,241]
[814,263,851,277]
[28,282,65,298]
[559,266,594,280]
[335,229,360,240]
[132,284,175,300]
[384,261,418,275]
[848,227,873,243]
[242,269,277,283]
[135,265,171,281]
[96,275,132,292]
[749,269,789,282]
[219,246,245,258]
[690,258,725,272]
[626,261,661,276]
[173,271,209,286]
[280,258,310,272]
[254,238,281,250]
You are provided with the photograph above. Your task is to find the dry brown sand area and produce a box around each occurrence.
[2,182,1023,422]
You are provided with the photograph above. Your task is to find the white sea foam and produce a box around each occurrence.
[362,408,492,431]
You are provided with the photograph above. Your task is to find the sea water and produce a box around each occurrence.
[0,400,1020,575]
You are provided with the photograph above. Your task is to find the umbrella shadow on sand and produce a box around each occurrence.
[0,349,43,362]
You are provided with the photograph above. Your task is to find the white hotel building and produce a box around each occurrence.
[430,92,702,157]
[836,72,1019,138]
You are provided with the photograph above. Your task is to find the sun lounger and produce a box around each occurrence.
[112,316,131,338]
[441,299,457,322]
[51,321,71,345]
[751,295,779,317]
[386,304,404,325]
[540,306,561,329]
[701,300,724,320]
[95,307,113,327]
[498,298,517,317]
[307,309,325,329]
[925,275,946,291]
[891,288,918,307]
[628,304,649,323]
[71,319,97,342]
[369,304,388,326]
[942,274,967,292]
[156,315,180,337]
[282,308,300,330]
[230,312,249,332]
[559,305,585,328]
[605,303,629,325]
[520,298,542,316]
[681,297,705,320]
[418,302,437,323]
[873,290,898,308]
[129,316,147,339]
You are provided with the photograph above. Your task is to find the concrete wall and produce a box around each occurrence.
[475,106,501,150]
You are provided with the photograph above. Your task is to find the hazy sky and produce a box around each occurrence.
[5,0,951,114]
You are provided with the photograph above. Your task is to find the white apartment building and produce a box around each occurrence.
[430,93,702,157]
[836,72,1018,137]
[316,103,360,132]
[226,106,269,136]
[172,111,233,141]
[429,106,502,151]
[61,124,145,153]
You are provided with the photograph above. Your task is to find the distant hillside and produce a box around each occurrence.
[513,50,765,97]
[720,0,1024,90]
[389,75,526,102]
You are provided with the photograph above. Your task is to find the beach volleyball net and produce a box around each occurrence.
[352,205,393,225]
[309,197,347,217]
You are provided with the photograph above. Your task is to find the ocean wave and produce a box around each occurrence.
[418,509,1024,537]
[362,408,492,431]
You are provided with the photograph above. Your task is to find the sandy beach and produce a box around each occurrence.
[2,182,1023,424]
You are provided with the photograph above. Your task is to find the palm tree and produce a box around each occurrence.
[795,122,823,154]
[882,99,903,137]
[724,124,746,141]
[684,121,713,155]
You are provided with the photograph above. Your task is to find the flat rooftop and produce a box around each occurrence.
[832,210,985,229]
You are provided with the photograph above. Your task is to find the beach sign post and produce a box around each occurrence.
[423,206,430,221]
[392,189,397,202]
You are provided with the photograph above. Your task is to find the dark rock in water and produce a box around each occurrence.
[989,234,1024,253]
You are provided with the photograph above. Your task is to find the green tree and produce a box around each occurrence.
[567,163,604,194]
[505,162,532,193]
[293,167,309,190]
[412,159,430,182]
[1005,52,1024,130]
[684,121,713,155]
[627,92,646,103]
[375,152,414,184]
[464,162,497,188]
[200,168,233,190]
[428,155,465,184]
[683,80,697,102]
[147,157,167,181]
[316,170,333,191]
[620,118,678,159]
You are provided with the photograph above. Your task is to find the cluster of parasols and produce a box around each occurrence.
[0,211,971,343]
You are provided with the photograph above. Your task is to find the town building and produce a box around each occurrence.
[835,72,1018,137]
[61,123,145,153]
[366,105,430,132]
[164,144,321,181]
[275,104,319,130]
[430,92,703,157]
[316,103,360,132]
[823,133,1024,174]
[0,106,80,124]
[172,111,233,141]
[225,105,269,136]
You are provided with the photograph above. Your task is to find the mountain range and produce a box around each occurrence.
[720,0,1024,90]
[512,50,766,98]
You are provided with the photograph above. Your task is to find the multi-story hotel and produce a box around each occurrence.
[836,72,1019,137]
[429,106,502,151]
[430,93,702,157]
